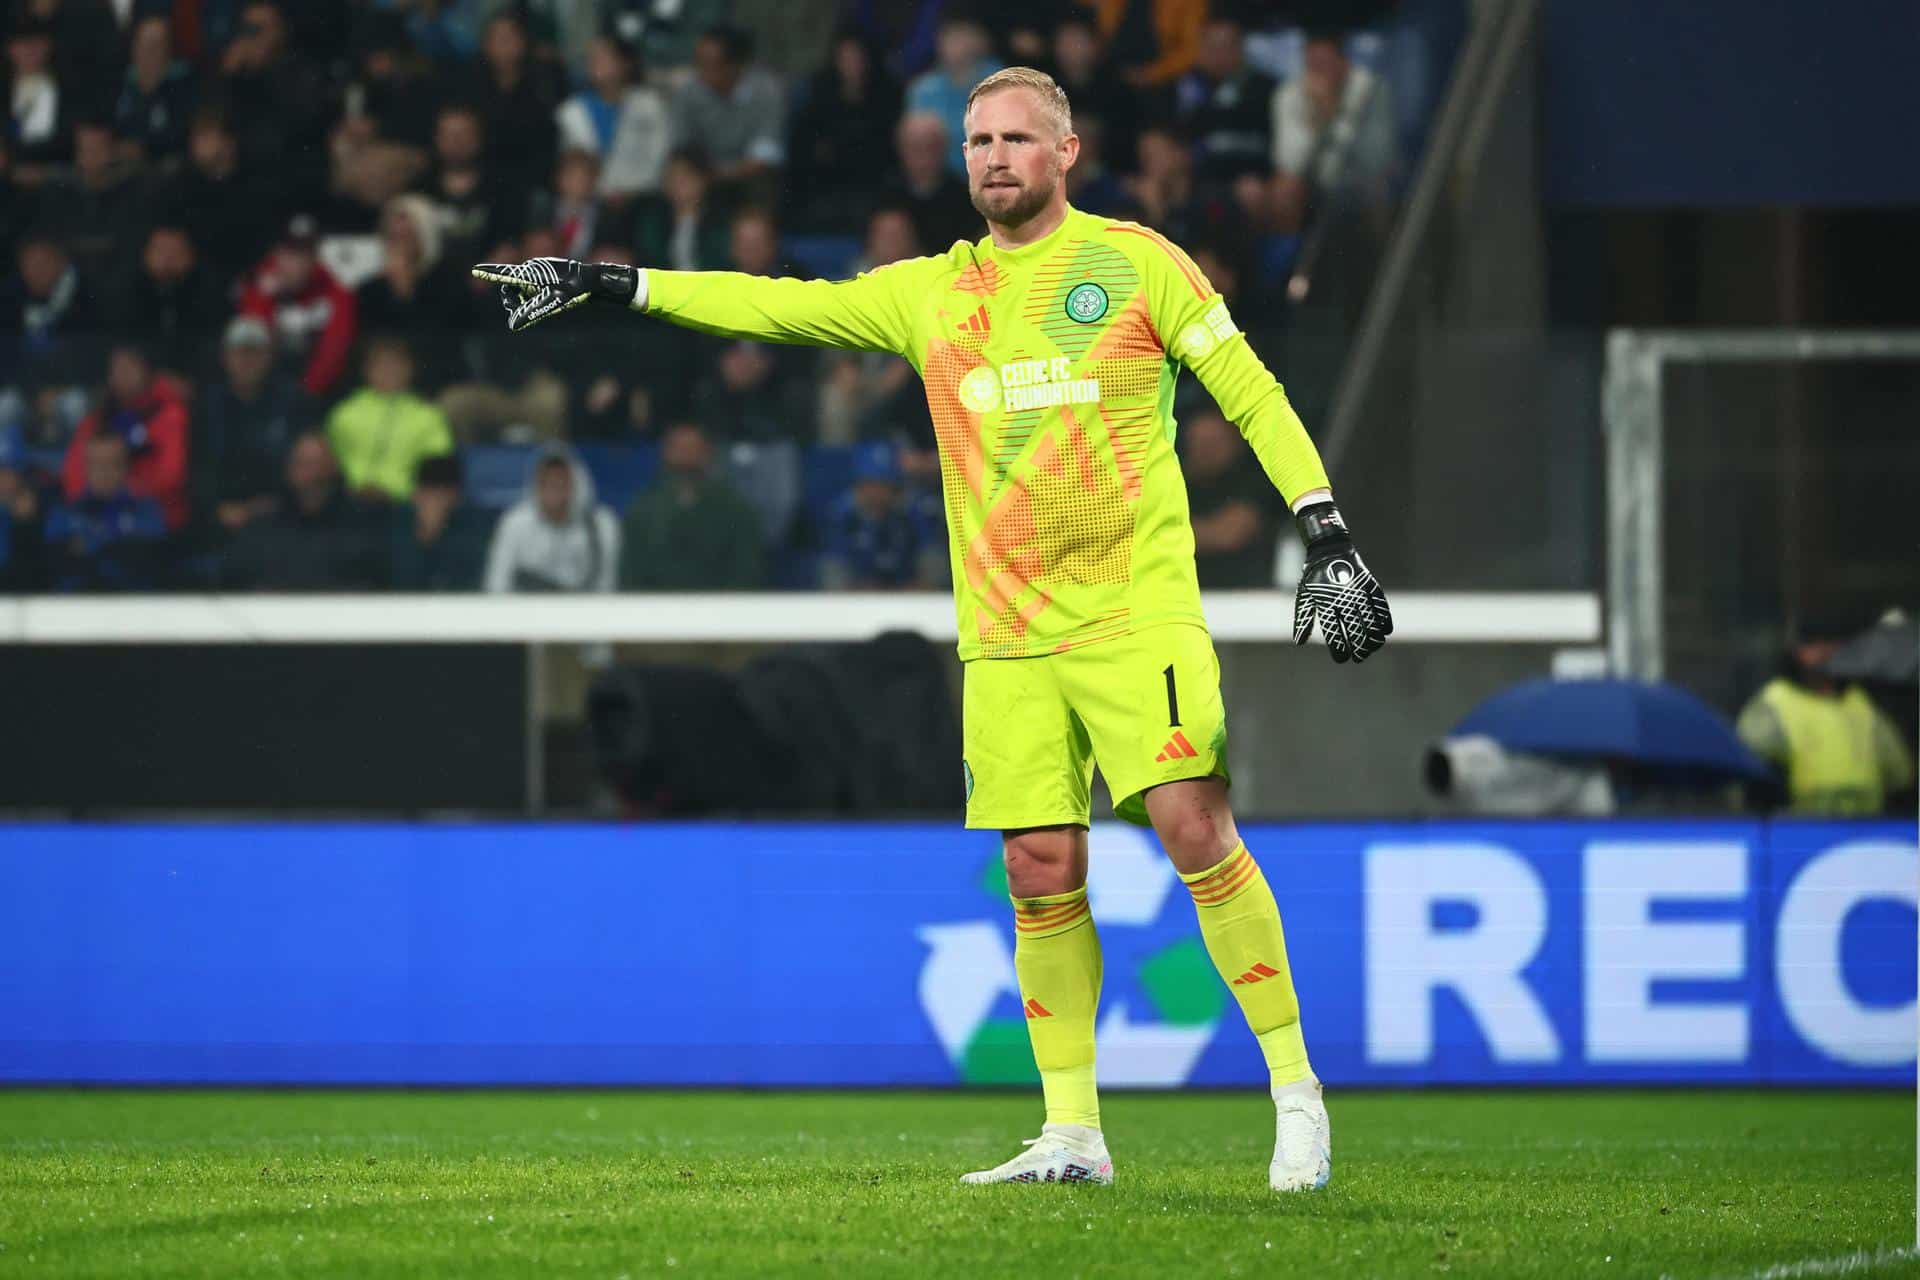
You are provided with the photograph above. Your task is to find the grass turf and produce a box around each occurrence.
[0,1090,1912,1278]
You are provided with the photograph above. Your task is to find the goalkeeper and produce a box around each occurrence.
[477,67,1392,1192]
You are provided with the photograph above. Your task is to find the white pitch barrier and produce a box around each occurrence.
[0,591,1601,647]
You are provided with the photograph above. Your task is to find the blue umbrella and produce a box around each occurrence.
[1452,677,1774,781]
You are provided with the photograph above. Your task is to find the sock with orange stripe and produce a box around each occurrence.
[1010,886,1103,1129]
[1180,843,1313,1088]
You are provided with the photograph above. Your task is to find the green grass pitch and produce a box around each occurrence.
[0,1090,1912,1277]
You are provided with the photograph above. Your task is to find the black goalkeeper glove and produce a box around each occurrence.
[470,258,638,333]
[1291,499,1393,664]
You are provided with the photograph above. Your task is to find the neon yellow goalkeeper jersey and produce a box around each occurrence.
[641,204,1331,660]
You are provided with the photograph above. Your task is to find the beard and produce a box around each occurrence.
[970,166,1057,227]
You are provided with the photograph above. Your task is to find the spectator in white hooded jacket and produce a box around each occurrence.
[483,444,620,592]
[554,35,668,202]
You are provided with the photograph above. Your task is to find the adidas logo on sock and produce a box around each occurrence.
[1231,962,1281,986]
[1023,998,1053,1019]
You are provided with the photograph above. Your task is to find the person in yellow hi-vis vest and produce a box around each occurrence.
[1736,630,1915,815]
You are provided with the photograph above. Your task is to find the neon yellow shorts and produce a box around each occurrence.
[962,622,1230,830]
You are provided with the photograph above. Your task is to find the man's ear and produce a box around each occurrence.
[1059,131,1081,173]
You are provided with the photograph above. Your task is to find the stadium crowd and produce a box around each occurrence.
[0,0,1449,594]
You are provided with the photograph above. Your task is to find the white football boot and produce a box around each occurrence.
[1269,1078,1332,1191]
[960,1123,1114,1185]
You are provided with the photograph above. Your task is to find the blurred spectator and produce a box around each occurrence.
[325,336,455,504]
[727,206,803,278]
[1268,31,1400,233]
[466,12,564,197]
[547,150,604,259]
[784,27,900,233]
[483,445,620,593]
[216,1,330,201]
[691,340,813,444]
[1736,629,1917,816]
[632,147,730,272]
[1124,123,1240,249]
[618,421,763,591]
[45,431,169,592]
[882,112,975,253]
[113,226,226,379]
[905,16,1000,177]
[222,432,382,590]
[355,195,464,388]
[1063,117,1132,217]
[62,344,191,531]
[1,232,101,443]
[388,453,490,591]
[327,15,436,211]
[0,427,48,591]
[556,34,669,202]
[35,118,146,284]
[424,103,523,270]
[6,18,67,182]
[114,15,194,168]
[189,316,308,544]
[153,108,281,292]
[1174,17,1277,186]
[820,442,942,590]
[669,25,786,195]
[819,208,931,447]
[238,214,359,398]
[1179,403,1278,589]
[1049,14,1139,171]
[968,0,1069,64]
[1092,0,1207,89]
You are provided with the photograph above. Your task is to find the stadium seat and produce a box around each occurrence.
[462,445,535,509]
[574,443,659,515]
[782,235,863,281]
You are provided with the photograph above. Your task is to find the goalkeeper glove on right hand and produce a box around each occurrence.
[1291,499,1393,664]
[470,258,638,333]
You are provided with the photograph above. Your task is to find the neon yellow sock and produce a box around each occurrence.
[1181,843,1312,1088]
[1011,886,1102,1129]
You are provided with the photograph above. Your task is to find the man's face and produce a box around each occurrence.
[1054,23,1098,80]
[587,39,627,95]
[896,114,948,186]
[74,126,114,183]
[1182,412,1239,478]
[1304,39,1348,101]
[536,462,573,523]
[286,436,335,503]
[866,210,918,265]
[1136,129,1187,182]
[223,340,271,390]
[693,36,737,94]
[108,350,151,405]
[936,22,986,74]
[414,482,456,523]
[144,229,194,283]
[366,348,412,394]
[965,89,1075,228]
[19,242,65,297]
[1196,21,1243,80]
[8,34,51,77]
[435,111,482,166]
[853,476,899,517]
[663,156,707,207]
[274,245,316,292]
[85,437,130,498]
[482,17,527,70]
[718,343,771,392]
[661,425,710,477]
[131,17,169,74]
[190,120,235,174]
[730,216,777,275]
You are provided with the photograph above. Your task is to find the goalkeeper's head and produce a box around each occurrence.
[963,66,1079,231]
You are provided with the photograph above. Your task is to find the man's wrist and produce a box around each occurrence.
[590,263,639,306]
[1294,498,1350,550]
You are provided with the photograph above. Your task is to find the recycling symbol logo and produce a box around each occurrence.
[917,824,1225,1086]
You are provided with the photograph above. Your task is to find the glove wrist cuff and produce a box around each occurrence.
[589,264,638,305]
[1294,500,1351,550]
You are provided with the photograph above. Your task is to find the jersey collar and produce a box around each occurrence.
[983,204,1082,265]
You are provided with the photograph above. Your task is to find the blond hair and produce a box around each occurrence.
[963,66,1073,141]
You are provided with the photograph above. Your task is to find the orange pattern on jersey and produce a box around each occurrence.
[954,259,1002,297]
[1083,293,1163,503]
[923,338,988,503]
[1106,223,1210,299]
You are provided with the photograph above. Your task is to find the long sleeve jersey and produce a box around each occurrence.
[639,204,1331,660]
